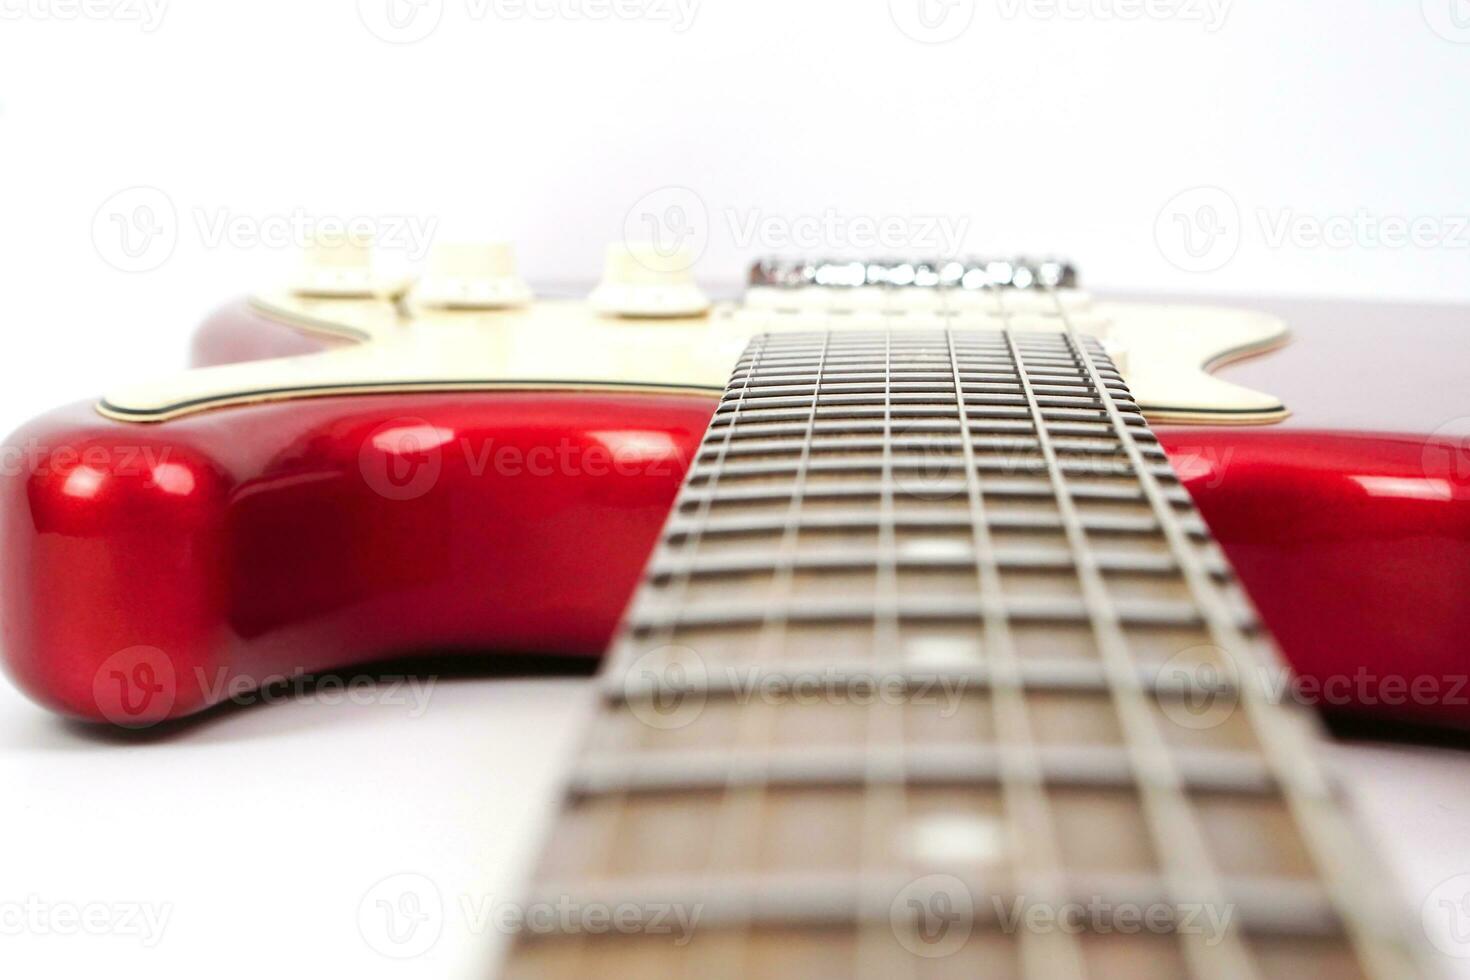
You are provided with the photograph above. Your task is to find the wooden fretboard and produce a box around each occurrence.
[497,321,1424,979]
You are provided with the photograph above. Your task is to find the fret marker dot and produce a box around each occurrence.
[904,636,981,666]
[908,813,1006,865]
[898,537,971,561]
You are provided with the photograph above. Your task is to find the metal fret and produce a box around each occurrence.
[680,331,833,976]
[714,383,1128,402]
[686,455,1174,482]
[856,328,913,980]
[543,326,777,978]
[520,872,1341,940]
[1065,309,1422,977]
[627,594,1253,631]
[711,394,1139,415]
[681,470,1191,505]
[661,509,1201,540]
[706,410,1137,435]
[931,326,1085,977]
[607,659,1227,701]
[1006,326,1260,980]
[569,746,1280,798]
[497,325,1426,979]
[649,548,1227,579]
[717,376,1132,395]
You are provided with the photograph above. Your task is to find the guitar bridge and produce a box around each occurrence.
[747,256,1079,290]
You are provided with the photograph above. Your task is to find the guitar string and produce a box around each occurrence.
[1058,299,1420,979]
[573,331,770,978]
[501,273,1419,977]
[684,328,834,979]
[1009,284,1260,980]
[939,283,1090,980]
[854,324,918,980]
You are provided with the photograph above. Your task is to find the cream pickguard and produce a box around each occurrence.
[97,250,1288,425]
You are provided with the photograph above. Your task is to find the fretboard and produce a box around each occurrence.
[497,317,1423,979]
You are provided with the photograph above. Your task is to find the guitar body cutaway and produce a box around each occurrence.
[4,295,1469,728]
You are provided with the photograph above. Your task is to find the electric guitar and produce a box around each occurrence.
[2,240,1463,977]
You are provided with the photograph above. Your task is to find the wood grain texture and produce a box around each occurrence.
[495,326,1425,979]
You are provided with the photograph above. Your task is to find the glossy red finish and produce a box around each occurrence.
[4,297,1470,727]
[0,388,714,725]
[1155,428,1470,729]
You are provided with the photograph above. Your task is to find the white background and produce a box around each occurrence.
[2,1,1470,977]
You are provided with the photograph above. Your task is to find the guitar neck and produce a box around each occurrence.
[498,292,1423,979]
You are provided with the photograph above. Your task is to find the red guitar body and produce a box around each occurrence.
[4,297,1470,728]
